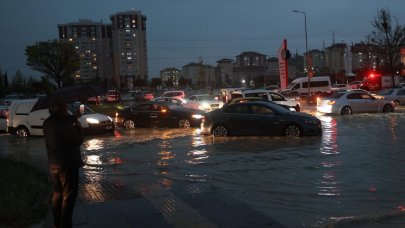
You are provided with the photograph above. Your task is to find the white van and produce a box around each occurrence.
[283,76,331,94]
[7,99,115,137]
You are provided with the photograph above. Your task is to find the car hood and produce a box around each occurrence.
[288,111,318,120]
[79,113,112,121]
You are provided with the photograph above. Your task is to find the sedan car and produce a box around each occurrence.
[187,94,225,112]
[374,88,405,106]
[117,101,205,129]
[317,90,395,115]
[201,101,322,137]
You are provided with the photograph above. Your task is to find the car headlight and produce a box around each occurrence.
[192,114,203,119]
[86,117,100,124]
[199,103,210,109]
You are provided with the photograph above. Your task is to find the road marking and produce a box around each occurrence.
[141,182,217,228]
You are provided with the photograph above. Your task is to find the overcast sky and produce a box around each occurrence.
[0,0,404,78]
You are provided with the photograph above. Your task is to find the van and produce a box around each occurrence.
[230,89,301,111]
[283,76,331,94]
[7,99,114,137]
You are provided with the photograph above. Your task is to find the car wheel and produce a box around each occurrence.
[212,125,228,137]
[123,119,135,129]
[382,104,393,113]
[178,119,191,129]
[16,126,30,137]
[285,124,301,137]
[340,106,352,115]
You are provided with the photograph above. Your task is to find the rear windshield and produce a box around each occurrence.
[329,92,346,99]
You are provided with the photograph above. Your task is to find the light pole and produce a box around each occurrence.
[292,10,311,94]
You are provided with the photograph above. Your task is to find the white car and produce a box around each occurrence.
[186,94,224,112]
[331,83,351,91]
[374,88,405,106]
[158,90,185,99]
[7,99,114,137]
[317,90,395,115]
[231,89,301,112]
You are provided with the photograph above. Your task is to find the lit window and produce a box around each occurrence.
[127,57,132,60]
[125,29,130,33]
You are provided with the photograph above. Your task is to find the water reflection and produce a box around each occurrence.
[317,115,342,198]
[83,138,104,151]
[319,115,339,155]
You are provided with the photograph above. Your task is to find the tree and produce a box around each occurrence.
[25,39,80,89]
[11,70,26,93]
[368,9,405,86]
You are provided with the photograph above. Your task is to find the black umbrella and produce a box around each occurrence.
[30,85,105,112]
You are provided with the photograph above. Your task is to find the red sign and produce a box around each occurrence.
[278,39,289,89]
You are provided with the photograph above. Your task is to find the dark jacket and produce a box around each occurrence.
[43,113,84,172]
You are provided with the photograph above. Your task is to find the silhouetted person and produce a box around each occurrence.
[43,100,84,228]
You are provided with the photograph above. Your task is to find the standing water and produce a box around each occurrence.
[1,112,405,227]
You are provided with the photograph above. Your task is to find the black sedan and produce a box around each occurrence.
[117,101,205,129]
[201,101,322,137]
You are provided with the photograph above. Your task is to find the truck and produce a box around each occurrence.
[360,74,400,92]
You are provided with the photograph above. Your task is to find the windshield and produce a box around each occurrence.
[286,83,296,89]
[329,91,346,99]
[197,95,213,101]
[5,95,18,99]
[166,103,185,110]
[68,103,95,116]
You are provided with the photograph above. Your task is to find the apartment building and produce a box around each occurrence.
[58,19,113,85]
[110,10,148,90]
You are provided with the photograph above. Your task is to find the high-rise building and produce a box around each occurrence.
[58,19,113,86]
[160,67,182,88]
[110,10,148,90]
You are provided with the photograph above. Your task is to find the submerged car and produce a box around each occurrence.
[201,101,321,137]
[374,88,405,106]
[317,90,395,115]
[117,101,204,129]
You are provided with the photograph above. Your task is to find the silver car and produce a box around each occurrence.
[317,90,395,115]
[375,88,405,106]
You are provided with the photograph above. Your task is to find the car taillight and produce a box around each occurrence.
[327,100,336,105]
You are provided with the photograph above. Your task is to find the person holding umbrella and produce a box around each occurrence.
[43,99,84,228]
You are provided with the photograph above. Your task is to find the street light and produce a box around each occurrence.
[292,9,311,94]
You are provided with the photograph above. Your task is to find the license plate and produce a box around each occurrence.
[106,125,113,130]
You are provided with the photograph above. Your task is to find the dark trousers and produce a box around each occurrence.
[50,168,79,228]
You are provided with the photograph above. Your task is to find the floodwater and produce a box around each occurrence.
[1,111,405,227]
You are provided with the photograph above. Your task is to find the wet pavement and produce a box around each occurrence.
[2,105,405,227]
[32,176,286,228]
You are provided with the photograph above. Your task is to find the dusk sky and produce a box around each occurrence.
[1,0,404,78]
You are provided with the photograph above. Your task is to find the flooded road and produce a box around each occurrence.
[1,110,405,227]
